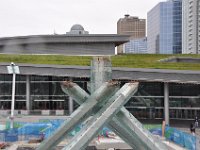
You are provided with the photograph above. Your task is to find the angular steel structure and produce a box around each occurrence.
[37,57,168,150]
[38,81,119,149]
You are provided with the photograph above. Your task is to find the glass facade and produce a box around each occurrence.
[0,74,199,120]
[0,74,89,114]
[123,38,147,54]
[160,2,173,54]
[124,82,200,120]
[147,3,160,54]
[0,75,26,110]
[147,0,182,54]
[172,0,182,54]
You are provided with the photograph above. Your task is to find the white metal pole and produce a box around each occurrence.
[10,72,16,129]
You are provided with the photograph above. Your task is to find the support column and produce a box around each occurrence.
[90,56,112,93]
[26,75,31,112]
[68,77,74,115]
[68,96,73,115]
[164,82,169,125]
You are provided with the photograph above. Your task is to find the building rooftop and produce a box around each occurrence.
[0,54,199,71]
[0,54,199,83]
[0,34,129,56]
[0,59,199,84]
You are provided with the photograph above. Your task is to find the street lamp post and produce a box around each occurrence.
[7,62,20,129]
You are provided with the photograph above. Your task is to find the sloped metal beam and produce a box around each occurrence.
[116,108,168,150]
[37,81,119,150]
[61,81,168,150]
[63,82,139,150]
[61,81,146,149]
[108,118,147,150]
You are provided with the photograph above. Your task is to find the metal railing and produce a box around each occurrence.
[0,109,69,116]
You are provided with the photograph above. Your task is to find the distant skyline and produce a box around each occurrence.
[0,0,161,37]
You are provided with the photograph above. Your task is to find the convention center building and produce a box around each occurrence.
[0,25,199,125]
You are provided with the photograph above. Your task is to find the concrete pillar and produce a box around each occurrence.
[164,82,169,125]
[26,75,31,112]
[68,96,74,115]
[90,56,112,93]
[68,77,74,115]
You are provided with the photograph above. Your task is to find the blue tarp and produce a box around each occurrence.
[149,128,162,136]
[18,122,51,135]
[41,120,64,138]
[1,120,65,141]
[0,129,18,142]
[150,126,196,150]
[1,120,198,150]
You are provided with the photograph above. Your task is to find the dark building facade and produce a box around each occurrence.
[0,64,199,122]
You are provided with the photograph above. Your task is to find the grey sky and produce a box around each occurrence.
[0,0,161,37]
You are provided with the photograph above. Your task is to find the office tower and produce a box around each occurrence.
[147,0,182,54]
[124,37,147,53]
[182,0,200,54]
[117,15,146,53]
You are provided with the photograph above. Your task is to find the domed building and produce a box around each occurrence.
[66,24,89,35]
[71,24,84,31]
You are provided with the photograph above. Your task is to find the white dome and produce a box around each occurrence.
[70,24,84,31]
[67,24,89,35]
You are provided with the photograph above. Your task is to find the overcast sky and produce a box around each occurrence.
[0,0,161,37]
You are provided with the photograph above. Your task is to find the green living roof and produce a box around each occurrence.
[0,54,199,70]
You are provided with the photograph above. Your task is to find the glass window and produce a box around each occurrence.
[169,83,200,96]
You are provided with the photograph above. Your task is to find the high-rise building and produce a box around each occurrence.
[147,0,182,54]
[123,37,147,54]
[182,0,200,54]
[117,15,146,53]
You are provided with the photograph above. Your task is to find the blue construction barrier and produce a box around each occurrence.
[2,120,115,141]
[150,126,196,150]
[18,122,51,135]
[1,120,198,150]
[0,120,65,141]
[149,128,162,136]
[0,129,18,142]
[41,120,64,138]
[183,133,196,150]
[0,132,5,141]
[165,126,196,150]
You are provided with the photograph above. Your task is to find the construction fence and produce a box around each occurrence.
[0,120,199,150]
